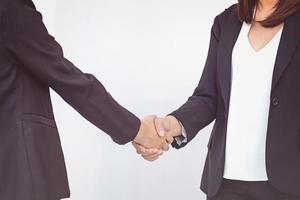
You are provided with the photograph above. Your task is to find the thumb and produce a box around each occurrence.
[154,117,166,137]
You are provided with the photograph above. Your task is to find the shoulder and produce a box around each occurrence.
[0,0,12,30]
[0,0,11,16]
[1,0,38,25]
[2,0,36,14]
[210,4,239,38]
[215,3,239,24]
[0,0,11,8]
[1,0,41,41]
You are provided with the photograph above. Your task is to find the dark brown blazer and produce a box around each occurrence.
[0,0,140,199]
[171,4,300,198]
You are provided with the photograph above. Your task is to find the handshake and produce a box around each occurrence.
[132,115,183,161]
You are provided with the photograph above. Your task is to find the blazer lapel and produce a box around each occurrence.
[271,11,300,90]
[218,9,300,113]
[218,12,242,112]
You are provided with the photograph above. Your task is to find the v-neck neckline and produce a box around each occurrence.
[244,22,284,54]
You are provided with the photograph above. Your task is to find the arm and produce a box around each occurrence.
[132,15,222,159]
[169,15,221,149]
[2,0,141,144]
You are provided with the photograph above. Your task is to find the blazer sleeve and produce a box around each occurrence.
[2,0,141,145]
[170,15,221,149]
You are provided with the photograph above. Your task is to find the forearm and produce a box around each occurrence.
[2,0,140,144]
[169,97,216,149]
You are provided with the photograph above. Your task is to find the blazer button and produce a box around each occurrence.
[272,97,279,106]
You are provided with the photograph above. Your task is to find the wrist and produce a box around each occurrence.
[166,115,182,137]
[134,119,145,142]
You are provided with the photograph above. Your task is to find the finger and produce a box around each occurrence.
[133,143,160,156]
[132,142,146,154]
[166,134,174,144]
[142,150,163,158]
[154,117,165,137]
[141,152,160,158]
[142,154,160,160]
[138,148,159,155]
[144,157,159,162]
[162,117,171,132]
[144,115,157,120]
[162,142,170,151]
[140,148,161,156]
[132,142,144,153]
[142,151,163,160]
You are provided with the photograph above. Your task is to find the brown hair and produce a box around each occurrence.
[237,0,300,27]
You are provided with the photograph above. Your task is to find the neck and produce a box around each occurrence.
[258,0,278,10]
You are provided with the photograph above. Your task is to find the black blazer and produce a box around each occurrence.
[171,4,300,198]
[0,0,140,199]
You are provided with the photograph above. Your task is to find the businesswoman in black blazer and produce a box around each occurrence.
[134,0,300,199]
[0,0,172,199]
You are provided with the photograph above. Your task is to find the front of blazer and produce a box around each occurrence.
[171,4,300,198]
[0,0,140,199]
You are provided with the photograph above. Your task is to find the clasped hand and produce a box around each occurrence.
[132,115,182,161]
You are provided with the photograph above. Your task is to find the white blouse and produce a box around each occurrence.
[223,22,283,181]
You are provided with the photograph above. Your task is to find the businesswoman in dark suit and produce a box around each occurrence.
[134,0,300,199]
[0,0,172,199]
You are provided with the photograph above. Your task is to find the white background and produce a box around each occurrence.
[33,1,235,200]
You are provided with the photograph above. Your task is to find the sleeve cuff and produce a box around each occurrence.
[174,122,188,146]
